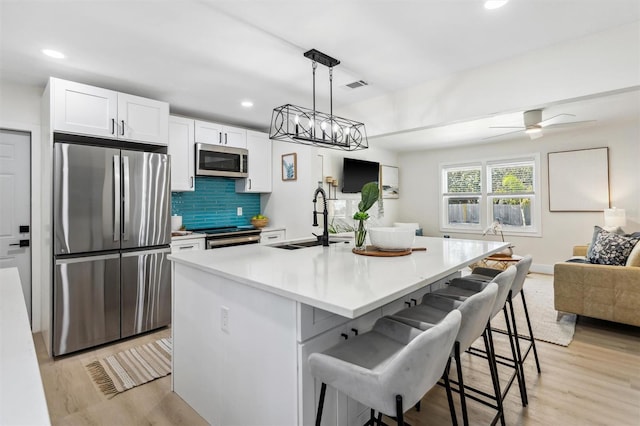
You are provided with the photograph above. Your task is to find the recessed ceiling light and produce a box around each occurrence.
[42,49,65,59]
[241,101,254,108]
[484,0,509,10]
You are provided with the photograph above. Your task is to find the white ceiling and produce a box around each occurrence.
[1,0,639,150]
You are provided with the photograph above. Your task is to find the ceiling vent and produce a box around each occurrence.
[345,80,368,89]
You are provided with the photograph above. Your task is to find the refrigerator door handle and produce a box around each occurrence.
[123,155,130,241]
[113,155,120,241]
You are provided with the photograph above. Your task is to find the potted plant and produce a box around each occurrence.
[353,182,379,250]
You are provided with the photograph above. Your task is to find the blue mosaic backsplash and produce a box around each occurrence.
[171,177,261,229]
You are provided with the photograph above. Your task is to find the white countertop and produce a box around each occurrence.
[169,236,508,318]
[0,268,51,426]
[171,232,206,242]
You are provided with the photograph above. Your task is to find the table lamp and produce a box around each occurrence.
[603,208,626,232]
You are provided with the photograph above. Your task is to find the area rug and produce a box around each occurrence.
[86,338,172,398]
[492,274,577,346]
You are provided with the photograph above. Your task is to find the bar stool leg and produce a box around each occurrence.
[453,342,469,426]
[483,327,505,426]
[521,290,541,373]
[507,294,529,406]
[443,358,458,426]
[395,395,405,426]
[315,383,327,426]
[502,304,527,406]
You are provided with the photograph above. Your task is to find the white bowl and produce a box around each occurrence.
[369,227,415,251]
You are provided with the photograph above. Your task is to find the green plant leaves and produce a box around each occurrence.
[357,182,379,214]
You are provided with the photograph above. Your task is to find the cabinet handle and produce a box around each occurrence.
[411,298,418,306]
[121,120,125,136]
[340,333,349,340]
[224,133,228,144]
[219,132,222,144]
[111,118,115,135]
[248,178,252,190]
[179,245,195,250]
[351,328,359,336]
[190,176,194,188]
[266,235,278,239]
[404,301,411,308]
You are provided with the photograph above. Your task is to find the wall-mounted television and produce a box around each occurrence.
[342,157,380,193]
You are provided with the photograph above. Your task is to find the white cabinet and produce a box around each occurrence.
[51,78,169,145]
[297,309,382,426]
[168,116,195,192]
[170,237,205,253]
[259,229,286,245]
[236,130,272,193]
[194,120,246,148]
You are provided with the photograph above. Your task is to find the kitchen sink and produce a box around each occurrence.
[269,239,344,250]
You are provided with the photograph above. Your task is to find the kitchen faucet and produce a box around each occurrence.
[312,187,330,247]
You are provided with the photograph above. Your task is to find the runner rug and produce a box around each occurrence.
[85,338,172,398]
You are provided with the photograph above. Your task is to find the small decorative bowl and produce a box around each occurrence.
[251,218,269,228]
[369,227,415,251]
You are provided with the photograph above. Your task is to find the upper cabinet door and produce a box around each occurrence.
[53,79,118,138]
[236,131,272,193]
[168,116,195,192]
[194,120,247,148]
[117,93,169,145]
[194,120,224,145]
[222,125,247,149]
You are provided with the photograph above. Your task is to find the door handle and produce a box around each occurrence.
[9,239,30,247]
[121,120,125,136]
[19,225,29,233]
[122,156,130,241]
[113,155,120,241]
[111,118,116,135]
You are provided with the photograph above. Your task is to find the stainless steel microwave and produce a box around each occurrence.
[195,143,248,178]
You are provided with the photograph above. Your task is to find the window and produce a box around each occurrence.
[440,155,540,236]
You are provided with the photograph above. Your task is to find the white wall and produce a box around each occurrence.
[398,119,640,271]
[0,81,44,332]
[262,141,399,239]
[339,22,640,137]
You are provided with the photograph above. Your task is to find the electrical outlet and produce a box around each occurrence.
[221,306,229,333]
[237,207,243,216]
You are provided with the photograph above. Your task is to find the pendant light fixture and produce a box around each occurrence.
[269,49,368,151]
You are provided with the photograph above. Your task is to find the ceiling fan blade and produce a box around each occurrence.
[538,113,576,125]
[528,129,544,140]
[543,120,597,129]
[488,126,525,129]
[482,129,525,140]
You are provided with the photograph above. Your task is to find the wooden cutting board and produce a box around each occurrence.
[352,246,426,257]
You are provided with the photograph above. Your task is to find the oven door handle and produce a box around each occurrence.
[207,235,260,249]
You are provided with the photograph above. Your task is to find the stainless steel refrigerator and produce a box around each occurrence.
[53,141,171,356]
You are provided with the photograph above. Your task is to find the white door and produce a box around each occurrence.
[0,129,31,321]
[236,130,272,193]
[194,120,224,145]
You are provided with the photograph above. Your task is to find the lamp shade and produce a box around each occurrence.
[604,208,626,228]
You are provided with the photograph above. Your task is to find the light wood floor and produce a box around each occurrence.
[36,277,640,426]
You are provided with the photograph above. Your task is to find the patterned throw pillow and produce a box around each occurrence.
[587,227,640,266]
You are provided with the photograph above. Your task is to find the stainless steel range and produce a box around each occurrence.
[191,226,262,249]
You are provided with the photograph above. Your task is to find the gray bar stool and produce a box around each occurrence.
[309,311,462,426]
[435,265,526,407]
[390,282,500,426]
[459,255,540,398]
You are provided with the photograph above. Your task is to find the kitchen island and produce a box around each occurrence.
[169,236,508,426]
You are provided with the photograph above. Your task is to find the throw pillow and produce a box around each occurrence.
[587,227,640,266]
[626,241,640,267]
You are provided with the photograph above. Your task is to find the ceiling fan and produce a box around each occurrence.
[485,109,595,140]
